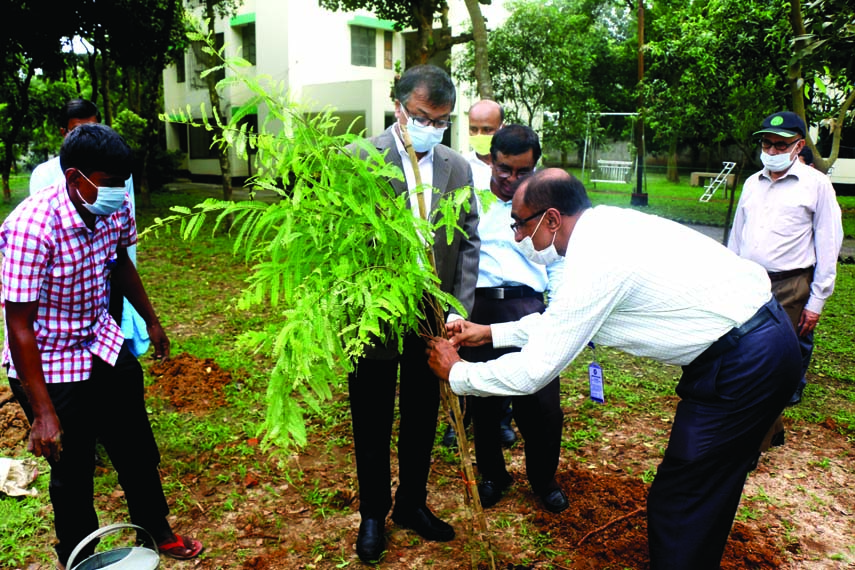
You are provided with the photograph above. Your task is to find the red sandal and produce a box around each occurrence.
[157,534,204,560]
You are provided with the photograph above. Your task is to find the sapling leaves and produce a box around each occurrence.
[156,26,474,450]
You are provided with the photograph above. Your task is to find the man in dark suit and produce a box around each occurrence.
[348,64,480,564]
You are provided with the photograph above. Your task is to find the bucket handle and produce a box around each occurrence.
[67,522,158,570]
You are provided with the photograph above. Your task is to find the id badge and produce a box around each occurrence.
[587,342,604,404]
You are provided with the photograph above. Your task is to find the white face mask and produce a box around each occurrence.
[760,148,797,173]
[515,213,562,265]
[399,106,446,153]
[407,122,445,153]
[76,172,127,216]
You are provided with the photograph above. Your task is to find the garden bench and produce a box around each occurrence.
[691,171,736,189]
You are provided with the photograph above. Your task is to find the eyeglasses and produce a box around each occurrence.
[760,138,802,152]
[510,210,546,233]
[402,106,452,130]
[495,164,535,180]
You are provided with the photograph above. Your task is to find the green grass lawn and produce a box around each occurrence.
[1,171,853,568]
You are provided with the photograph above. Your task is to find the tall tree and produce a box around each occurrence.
[644,0,854,177]
[1,0,186,203]
[457,0,635,161]
[0,0,72,201]
[187,0,240,202]
[788,0,855,173]
[318,0,475,66]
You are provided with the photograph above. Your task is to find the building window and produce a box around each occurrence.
[384,31,393,69]
[351,26,376,67]
[190,33,225,90]
[189,122,221,159]
[241,23,256,65]
[176,52,186,83]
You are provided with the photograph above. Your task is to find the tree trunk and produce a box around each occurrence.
[666,137,679,183]
[2,67,35,202]
[100,46,113,126]
[72,56,82,94]
[2,148,12,203]
[785,0,848,175]
[87,46,99,107]
[204,0,232,201]
[463,0,493,99]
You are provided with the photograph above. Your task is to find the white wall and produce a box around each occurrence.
[163,0,512,176]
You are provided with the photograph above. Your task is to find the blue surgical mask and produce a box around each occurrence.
[399,107,446,153]
[405,121,444,153]
[76,172,127,216]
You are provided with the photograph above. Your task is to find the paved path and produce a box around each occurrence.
[684,223,855,260]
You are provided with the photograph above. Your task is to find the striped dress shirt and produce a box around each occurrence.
[450,206,772,397]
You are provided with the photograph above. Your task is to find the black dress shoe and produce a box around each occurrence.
[499,425,517,448]
[787,383,805,406]
[540,488,569,513]
[355,518,385,563]
[391,505,455,542]
[477,478,512,509]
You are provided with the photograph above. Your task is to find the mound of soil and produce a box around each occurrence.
[531,469,782,569]
[147,352,234,412]
[0,385,29,450]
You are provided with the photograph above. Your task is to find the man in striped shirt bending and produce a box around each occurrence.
[427,168,801,570]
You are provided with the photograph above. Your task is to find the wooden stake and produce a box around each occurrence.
[398,121,496,570]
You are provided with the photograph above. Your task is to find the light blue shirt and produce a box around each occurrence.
[29,157,150,357]
[476,195,564,299]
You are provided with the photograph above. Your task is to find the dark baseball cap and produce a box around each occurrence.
[754,111,806,138]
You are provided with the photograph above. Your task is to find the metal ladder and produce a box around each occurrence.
[699,162,736,202]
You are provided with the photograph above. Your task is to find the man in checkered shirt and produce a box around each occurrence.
[1,124,202,568]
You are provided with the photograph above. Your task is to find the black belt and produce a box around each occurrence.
[475,285,543,300]
[700,298,778,361]
[767,266,813,282]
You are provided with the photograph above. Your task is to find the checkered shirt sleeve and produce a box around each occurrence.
[0,185,135,383]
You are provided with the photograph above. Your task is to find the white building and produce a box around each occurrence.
[162,0,509,179]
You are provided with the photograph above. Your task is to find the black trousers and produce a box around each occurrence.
[348,333,441,519]
[9,342,171,566]
[461,295,564,494]
[646,299,801,569]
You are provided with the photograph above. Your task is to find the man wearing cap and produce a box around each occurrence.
[728,112,842,414]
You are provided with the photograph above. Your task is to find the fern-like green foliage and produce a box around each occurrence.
[151,25,473,450]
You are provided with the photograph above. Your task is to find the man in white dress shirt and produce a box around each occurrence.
[729,111,842,408]
[442,99,513,448]
[465,125,567,513]
[426,168,801,569]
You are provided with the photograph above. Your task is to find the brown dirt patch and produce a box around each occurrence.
[530,469,783,569]
[0,385,29,450]
[147,352,234,412]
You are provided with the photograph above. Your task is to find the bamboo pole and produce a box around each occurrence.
[398,121,496,570]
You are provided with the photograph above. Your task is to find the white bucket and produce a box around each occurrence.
[67,523,160,570]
